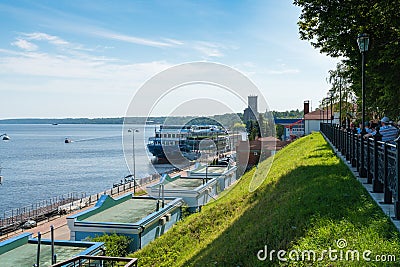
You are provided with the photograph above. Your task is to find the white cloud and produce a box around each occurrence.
[234,62,300,77]
[11,39,38,51]
[23,32,69,46]
[265,69,300,75]
[92,30,180,48]
[162,38,184,46]
[193,41,224,58]
[0,48,172,94]
[93,30,227,58]
[2,32,174,87]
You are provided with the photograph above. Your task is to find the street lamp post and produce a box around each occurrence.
[128,128,139,194]
[325,97,329,123]
[339,76,342,127]
[357,33,369,178]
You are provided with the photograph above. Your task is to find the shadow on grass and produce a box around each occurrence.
[182,161,399,266]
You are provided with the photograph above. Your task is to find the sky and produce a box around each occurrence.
[0,0,339,119]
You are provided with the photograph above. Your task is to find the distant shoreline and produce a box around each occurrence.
[0,117,151,125]
[0,113,244,127]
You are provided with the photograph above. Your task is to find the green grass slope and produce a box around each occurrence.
[131,133,400,266]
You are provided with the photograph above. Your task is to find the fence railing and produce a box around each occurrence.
[0,192,85,233]
[320,123,400,219]
[0,173,161,236]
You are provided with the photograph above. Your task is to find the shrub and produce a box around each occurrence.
[90,233,131,257]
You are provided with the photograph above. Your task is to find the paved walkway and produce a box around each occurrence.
[322,133,400,231]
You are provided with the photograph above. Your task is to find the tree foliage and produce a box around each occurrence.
[272,109,303,119]
[294,0,400,119]
[90,233,131,257]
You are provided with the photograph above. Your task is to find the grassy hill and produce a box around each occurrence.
[131,133,400,266]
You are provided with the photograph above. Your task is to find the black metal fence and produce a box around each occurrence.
[320,123,400,219]
[0,192,85,235]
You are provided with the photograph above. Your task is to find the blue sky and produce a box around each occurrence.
[0,0,338,119]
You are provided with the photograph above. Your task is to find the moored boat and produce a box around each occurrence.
[147,124,230,163]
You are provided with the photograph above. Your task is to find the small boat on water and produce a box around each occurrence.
[0,167,3,185]
[1,133,10,140]
[65,138,72,143]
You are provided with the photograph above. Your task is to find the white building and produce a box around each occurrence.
[304,109,339,134]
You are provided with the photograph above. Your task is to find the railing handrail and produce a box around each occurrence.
[0,173,162,236]
[50,255,138,267]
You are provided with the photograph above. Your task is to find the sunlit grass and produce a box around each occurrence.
[130,133,400,266]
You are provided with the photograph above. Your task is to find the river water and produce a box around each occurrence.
[0,124,171,216]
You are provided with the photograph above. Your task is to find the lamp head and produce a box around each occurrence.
[357,33,369,52]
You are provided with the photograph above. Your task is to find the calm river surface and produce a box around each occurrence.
[0,124,171,216]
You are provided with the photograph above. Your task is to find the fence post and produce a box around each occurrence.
[351,132,357,167]
[395,138,400,219]
[383,142,392,204]
[339,125,343,153]
[357,135,362,175]
[373,131,383,192]
[332,124,336,144]
[366,137,372,184]
[346,130,350,161]
[336,125,340,150]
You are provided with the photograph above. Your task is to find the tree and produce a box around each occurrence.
[246,120,260,141]
[276,124,284,140]
[294,0,400,119]
[232,122,246,131]
[327,63,353,124]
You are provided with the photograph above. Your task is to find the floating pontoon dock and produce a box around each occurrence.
[67,193,184,251]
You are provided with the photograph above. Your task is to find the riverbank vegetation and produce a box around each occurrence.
[130,132,400,266]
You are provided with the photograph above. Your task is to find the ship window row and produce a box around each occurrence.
[163,141,179,145]
[153,141,180,145]
[156,133,185,138]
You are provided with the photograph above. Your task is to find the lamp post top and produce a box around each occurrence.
[357,33,370,53]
